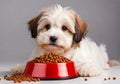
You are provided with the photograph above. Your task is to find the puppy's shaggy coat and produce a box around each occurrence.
[12,5,118,77]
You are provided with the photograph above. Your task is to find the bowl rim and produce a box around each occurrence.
[27,61,74,64]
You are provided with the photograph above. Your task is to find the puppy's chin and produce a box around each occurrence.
[41,44,65,54]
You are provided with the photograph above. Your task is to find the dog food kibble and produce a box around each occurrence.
[108,77,111,80]
[31,52,71,63]
[84,78,87,81]
[5,74,40,83]
[4,75,8,79]
[104,77,117,81]
[104,78,107,81]
[113,77,116,80]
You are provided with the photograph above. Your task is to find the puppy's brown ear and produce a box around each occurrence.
[73,15,88,43]
[28,13,43,38]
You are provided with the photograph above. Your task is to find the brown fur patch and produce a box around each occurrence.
[28,11,47,38]
[73,14,88,43]
[28,15,41,38]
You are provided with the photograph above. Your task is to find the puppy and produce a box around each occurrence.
[11,4,118,77]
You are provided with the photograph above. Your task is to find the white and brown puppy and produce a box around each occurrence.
[12,5,118,77]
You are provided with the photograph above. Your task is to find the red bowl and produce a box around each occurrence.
[23,61,79,80]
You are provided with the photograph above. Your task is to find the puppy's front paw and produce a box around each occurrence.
[78,65,103,77]
[11,64,25,74]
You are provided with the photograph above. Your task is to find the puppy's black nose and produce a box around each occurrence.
[50,36,57,42]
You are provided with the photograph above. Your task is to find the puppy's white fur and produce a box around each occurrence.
[30,38,109,77]
[11,4,110,77]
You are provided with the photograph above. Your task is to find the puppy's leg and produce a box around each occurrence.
[77,63,103,77]
[11,46,43,74]
[11,64,25,74]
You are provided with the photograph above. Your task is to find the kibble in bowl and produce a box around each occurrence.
[23,53,79,80]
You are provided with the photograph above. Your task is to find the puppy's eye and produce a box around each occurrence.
[45,24,51,30]
[62,26,67,31]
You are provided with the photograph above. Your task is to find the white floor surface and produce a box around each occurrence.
[0,64,120,84]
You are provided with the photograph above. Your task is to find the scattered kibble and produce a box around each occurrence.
[4,75,8,79]
[104,76,117,81]
[113,77,116,80]
[5,74,40,83]
[108,77,111,80]
[84,78,87,81]
[104,78,107,81]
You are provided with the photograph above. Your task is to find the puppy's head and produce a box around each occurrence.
[28,5,87,54]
